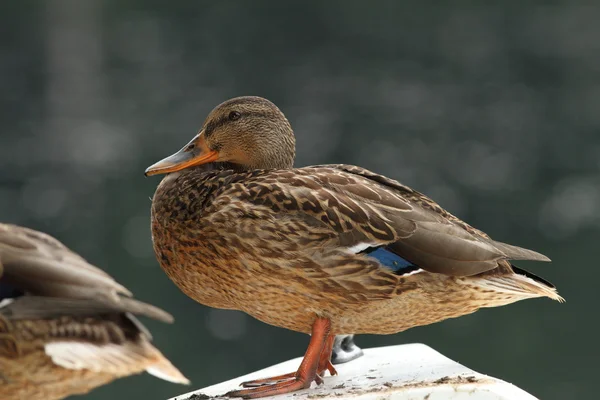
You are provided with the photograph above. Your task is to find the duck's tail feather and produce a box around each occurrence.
[45,339,190,385]
[477,265,564,303]
[145,353,191,385]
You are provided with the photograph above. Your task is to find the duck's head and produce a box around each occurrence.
[145,96,295,176]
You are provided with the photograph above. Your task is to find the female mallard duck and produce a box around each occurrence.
[0,223,189,400]
[145,96,562,399]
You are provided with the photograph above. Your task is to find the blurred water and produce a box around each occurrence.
[0,1,597,399]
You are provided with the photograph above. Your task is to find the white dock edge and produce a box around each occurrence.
[170,343,538,400]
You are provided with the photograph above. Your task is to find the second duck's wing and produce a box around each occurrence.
[0,223,188,385]
[0,223,172,322]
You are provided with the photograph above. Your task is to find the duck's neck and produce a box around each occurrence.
[151,166,229,226]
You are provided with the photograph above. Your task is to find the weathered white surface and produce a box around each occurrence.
[170,343,538,400]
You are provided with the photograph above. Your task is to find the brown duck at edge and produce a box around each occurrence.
[0,223,189,400]
[145,96,563,399]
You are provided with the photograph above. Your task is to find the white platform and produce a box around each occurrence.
[170,344,538,400]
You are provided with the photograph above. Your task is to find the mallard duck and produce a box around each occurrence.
[145,96,562,399]
[0,223,189,400]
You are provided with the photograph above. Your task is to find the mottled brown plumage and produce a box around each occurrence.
[146,96,562,398]
[0,223,189,400]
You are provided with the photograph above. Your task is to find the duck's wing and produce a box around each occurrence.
[0,295,172,324]
[316,164,550,275]
[0,223,172,323]
[210,165,549,280]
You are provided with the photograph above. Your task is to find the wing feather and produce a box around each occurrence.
[0,223,172,322]
[0,224,130,299]
[1,296,173,323]
[211,165,550,280]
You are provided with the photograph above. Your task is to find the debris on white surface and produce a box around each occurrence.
[170,343,538,400]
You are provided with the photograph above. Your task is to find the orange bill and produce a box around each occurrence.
[145,133,219,176]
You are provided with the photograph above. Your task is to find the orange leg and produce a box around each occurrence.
[240,334,337,388]
[226,318,332,399]
[316,334,337,379]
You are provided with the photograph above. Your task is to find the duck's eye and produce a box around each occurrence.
[228,111,241,121]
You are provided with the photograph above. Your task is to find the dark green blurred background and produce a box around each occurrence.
[1,1,596,399]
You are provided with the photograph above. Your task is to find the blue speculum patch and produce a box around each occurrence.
[0,281,23,300]
[363,247,420,275]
